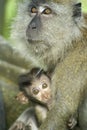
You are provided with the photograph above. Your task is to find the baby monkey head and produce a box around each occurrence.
[19,68,52,106]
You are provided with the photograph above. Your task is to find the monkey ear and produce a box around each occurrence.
[73,3,82,18]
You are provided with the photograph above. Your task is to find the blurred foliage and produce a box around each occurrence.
[1,0,17,38]
[0,0,87,38]
[82,0,87,12]
[3,0,17,38]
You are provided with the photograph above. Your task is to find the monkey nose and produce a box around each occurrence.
[42,93,49,99]
[30,22,37,30]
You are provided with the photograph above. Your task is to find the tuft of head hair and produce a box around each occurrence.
[18,74,32,91]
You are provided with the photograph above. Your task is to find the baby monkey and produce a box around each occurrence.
[9,68,52,130]
[12,68,77,130]
[9,68,51,130]
[19,68,52,124]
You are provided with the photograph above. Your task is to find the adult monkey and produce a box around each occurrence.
[9,0,87,130]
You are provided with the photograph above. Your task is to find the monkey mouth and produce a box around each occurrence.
[27,39,43,44]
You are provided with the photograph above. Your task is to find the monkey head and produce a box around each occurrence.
[19,68,52,106]
[11,0,82,71]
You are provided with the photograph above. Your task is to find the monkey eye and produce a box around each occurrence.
[42,8,52,15]
[42,83,48,89]
[31,7,37,13]
[32,89,39,95]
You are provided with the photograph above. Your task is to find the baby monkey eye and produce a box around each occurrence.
[43,8,52,14]
[33,89,39,95]
[42,83,48,89]
[31,7,37,13]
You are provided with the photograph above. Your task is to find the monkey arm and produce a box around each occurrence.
[39,44,87,130]
[0,36,28,83]
[0,36,36,128]
[8,107,38,130]
[0,36,34,69]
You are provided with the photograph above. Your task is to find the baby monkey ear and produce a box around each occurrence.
[73,3,82,18]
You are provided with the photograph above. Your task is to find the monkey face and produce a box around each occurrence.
[11,0,82,68]
[25,0,81,45]
[25,74,52,105]
[26,0,55,44]
[12,0,82,52]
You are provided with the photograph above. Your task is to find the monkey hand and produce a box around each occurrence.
[67,116,77,129]
[25,118,38,130]
[8,121,26,130]
[15,92,28,104]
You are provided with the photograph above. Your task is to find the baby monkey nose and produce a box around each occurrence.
[42,93,50,99]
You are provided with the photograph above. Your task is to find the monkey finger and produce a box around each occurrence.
[68,117,77,129]
[16,121,26,130]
